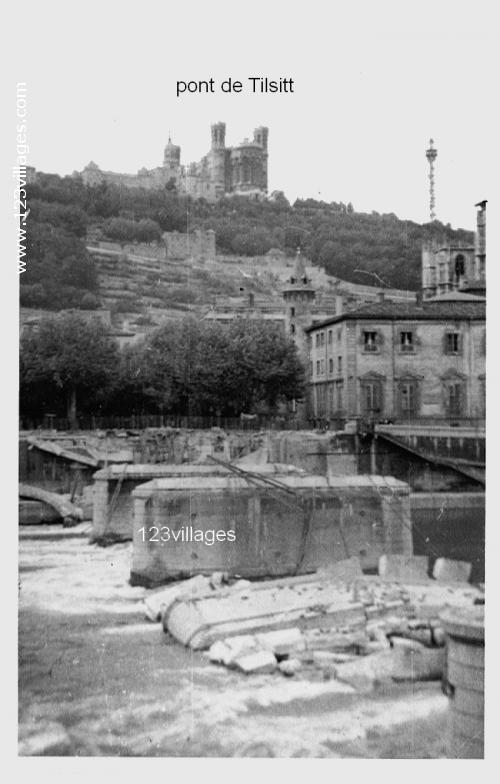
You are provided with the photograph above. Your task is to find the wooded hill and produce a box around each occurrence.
[22,173,474,310]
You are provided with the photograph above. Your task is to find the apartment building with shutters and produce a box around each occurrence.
[305,297,485,424]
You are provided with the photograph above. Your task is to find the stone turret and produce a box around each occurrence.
[282,249,317,359]
[211,122,226,150]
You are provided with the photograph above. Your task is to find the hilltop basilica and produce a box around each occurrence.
[81,122,268,202]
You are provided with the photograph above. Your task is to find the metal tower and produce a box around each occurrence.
[426,138,438,221]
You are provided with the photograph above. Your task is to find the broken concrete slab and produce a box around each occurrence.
[234,650,277,675]
[143,574,215,622]
[208,635,259,667]
[390,636,426,652]
[333,646,445,691]
[378,554,430,582]
[164,569,483,651]
[432,558,472,584]
[164,577,366,649]
[316,556,363,582]
[19,483,83,524]
[390,646,445,682]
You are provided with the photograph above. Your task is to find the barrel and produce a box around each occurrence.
[441,605,484,759]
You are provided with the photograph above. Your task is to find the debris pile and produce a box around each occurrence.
[143,556,482,691]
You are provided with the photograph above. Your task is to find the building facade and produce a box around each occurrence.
[306,299,486,423]
[80,123,268,202]
[422,201,486,299]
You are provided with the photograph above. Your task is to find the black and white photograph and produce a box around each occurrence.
[7,0,498,768]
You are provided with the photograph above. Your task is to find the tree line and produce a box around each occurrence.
[20,313,305,427]
[25,173,474,302]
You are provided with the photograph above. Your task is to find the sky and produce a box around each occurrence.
[15,0,498,230]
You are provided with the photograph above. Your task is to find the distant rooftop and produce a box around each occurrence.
[305,299,486,331]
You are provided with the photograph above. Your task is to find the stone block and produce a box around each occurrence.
[234,650,278,675]
[279,658,302,676]
[208,635,257,666]
[378,554,430,582]
[316,556,363,582]
[333,646,444,691]
[143,574,213,622]
[432,558,472,584]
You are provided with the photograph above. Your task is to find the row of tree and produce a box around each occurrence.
[20,314,305,426]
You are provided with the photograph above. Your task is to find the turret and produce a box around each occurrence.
[253,126,269,150]
[163,136,181,166]
[211,122,226,150]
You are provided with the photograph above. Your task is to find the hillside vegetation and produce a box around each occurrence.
[22,173,474,310]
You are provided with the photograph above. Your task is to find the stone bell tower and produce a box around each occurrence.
[282,249,316,359]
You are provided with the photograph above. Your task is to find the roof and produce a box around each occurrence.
[305,299,486,331]
[427,292,486,302]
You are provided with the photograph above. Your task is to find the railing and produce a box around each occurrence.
[19,413,305,432]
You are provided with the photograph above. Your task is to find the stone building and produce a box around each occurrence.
[204,251,339,360]
[422,201,486,300]
[306,298,486,423]
[307,200,487,424]
[80,123,268,202]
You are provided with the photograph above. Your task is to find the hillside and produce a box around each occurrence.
[21,172,474,313]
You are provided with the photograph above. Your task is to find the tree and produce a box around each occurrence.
[20,313,120,427]
[124,318,305,417]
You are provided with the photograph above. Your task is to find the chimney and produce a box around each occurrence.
[335,295,343,316]
[377,292,385,302]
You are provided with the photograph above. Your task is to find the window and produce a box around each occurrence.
[329,358,334,374]
[290,324,295,334]
[316,360,320,376]
[399,381,418,416]
[320,359,325,375]
[336,381,344,412]
[328,329,333,344]
[290,307,295,317]
[455,254,465,281]
[315,333,320,347]
[363,331,378,352]
[337,328,342,341]
[360,379,383,415]
[445,381,465,416]
[337,356,342,372]
[445,332,461,354]
[400,331,414,353]
[320,332,325,346]
[309,362,313,378]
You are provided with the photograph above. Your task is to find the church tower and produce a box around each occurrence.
[282,249,316,360]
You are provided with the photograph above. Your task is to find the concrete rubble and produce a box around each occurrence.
[432,557,472,583]
[19,483,84,525]
[142,555,482,688]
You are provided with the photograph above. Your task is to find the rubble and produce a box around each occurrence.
[19,483,83,525]
[378,554,430,582]
[144,553,481,688]
[279,658,302,676]
[432,557,472,584]
[234,650,278,675]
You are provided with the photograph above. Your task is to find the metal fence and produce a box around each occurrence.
[19,413,305,432]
